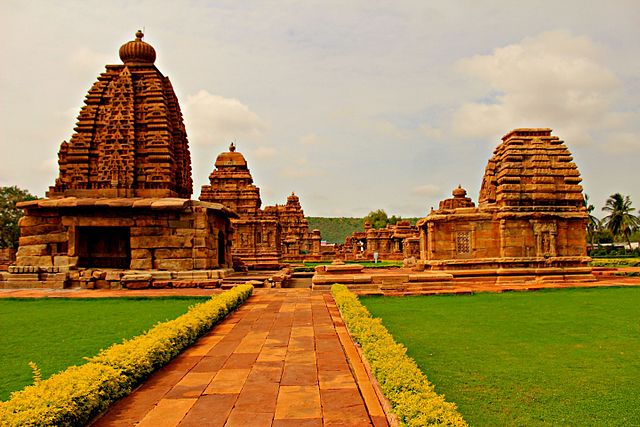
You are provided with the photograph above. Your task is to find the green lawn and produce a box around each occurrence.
[0,297,207,401]
[361,288,640,426]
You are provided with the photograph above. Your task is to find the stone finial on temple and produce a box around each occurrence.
[119,30,157,65]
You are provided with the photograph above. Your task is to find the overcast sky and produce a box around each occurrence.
[1,1,638,217]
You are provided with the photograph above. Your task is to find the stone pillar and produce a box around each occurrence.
[311,230,321,255]
[499,219,507,258]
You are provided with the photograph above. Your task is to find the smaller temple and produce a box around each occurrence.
[416,128,594,284]
[340,220,420,261]
[264,193,322,262]
[200,143,281,269]
[200,144,323,269]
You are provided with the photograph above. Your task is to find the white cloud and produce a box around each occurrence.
[68,47,112,77]
[298,133,323,146]
[451,30,638,148]
[420,123,444,140]
[249,146,278,159]
[281,157,325,179]
[411,184,441,197]
[183,90,269,146]
[605,131,640,153]
[38,157,58,173]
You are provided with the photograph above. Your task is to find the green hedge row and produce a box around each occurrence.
[331,284,467,427]
[0,284,253,426]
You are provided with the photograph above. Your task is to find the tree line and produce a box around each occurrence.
[586,193,640,250]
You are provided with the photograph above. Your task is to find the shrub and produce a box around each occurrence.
[0,285,253,426]
[331,284,467,427]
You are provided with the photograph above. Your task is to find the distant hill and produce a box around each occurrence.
[306,217,363,244]
[306,217,421,244]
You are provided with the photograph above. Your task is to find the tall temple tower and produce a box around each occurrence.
[48,31,192,199]
[5,32,235,285]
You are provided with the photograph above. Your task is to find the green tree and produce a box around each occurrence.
[364,209,389,229]
[601,193,640,249]
[584,194,600,246]
[0,186,37,248]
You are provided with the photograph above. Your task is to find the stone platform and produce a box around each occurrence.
[312,263,597,295]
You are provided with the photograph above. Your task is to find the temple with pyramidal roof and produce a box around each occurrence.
[2,32,236,289]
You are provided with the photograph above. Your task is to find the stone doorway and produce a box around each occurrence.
[218,231,226,266]
[77,226,131,269]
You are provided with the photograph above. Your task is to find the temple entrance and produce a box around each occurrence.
[218,231,226,266]
[77,226,131,268]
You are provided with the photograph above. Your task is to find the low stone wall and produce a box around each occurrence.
[0,248,16,271]
[0,267,234,290]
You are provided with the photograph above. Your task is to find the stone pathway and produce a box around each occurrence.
[92,289,388,426]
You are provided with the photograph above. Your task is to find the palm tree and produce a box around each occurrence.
[584,194,600,246]
[601,193,640,249]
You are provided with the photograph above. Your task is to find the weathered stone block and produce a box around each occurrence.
[20,224,63,237]
[135,218,168,227]
[122,273,153,281]
[19,232,67,246]
[152,280,172,288]
[168,220,193,228]
[77,217,134,227]
[17,244,49,257]
[193,258,209,270]
[16,256,53,267]
[154,258,193,271]
[125,281,150,289]
[53,256,74,267]
[130,258,152,270]
[131,235,186,249]
[155,248,193,259]
[130,227,165,236]
[131,249,152,259]
[173,281,198,288]
[95,280,110,289]
[105,271,123,281]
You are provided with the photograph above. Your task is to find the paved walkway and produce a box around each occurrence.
[93,289,388,426]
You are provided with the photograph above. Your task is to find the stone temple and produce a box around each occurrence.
[417,128,594,283]
[200,144,322,269]
[1,32,236,289]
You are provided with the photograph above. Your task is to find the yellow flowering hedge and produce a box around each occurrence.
[331,284,467,427]
[0,284,253,427]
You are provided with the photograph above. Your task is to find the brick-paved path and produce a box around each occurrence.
[92,289,388,426]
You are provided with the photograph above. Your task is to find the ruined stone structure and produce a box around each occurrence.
[417,128,594,283]
[340,221,420,261]
[2,32,235,289]
[265,193,322,262]
[200,145,321,268]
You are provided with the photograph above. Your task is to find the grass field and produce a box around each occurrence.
[0,296,207,401]
[361,287,640,426]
